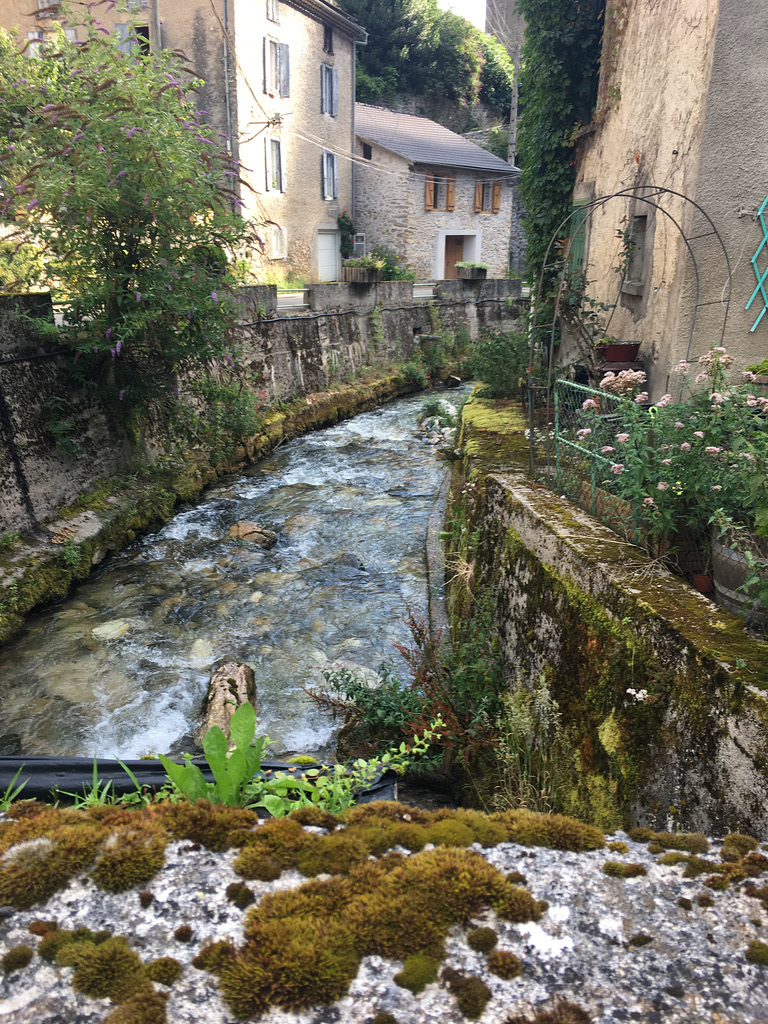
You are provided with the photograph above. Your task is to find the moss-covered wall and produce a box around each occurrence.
[447,396,768,837]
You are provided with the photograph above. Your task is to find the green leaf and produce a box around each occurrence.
[229,701,256,754]
[261,794,290,818]
[158,754,208,802]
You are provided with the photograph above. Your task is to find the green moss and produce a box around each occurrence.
[393,953,440,993]
[744,852,768,876]
[628,933,653,948]
[495,883,547,923]
[696,893,714,908]
[145,958,183,986]
[0,818,105,909]
[704,874,731,892]
[90,822,166,893]
[466,926,498,953]
[191,941,236,974]
[232,846,284,881]
[649,831,709,855]
[627,827,655,842]
[746,940,768,966]
[721,833,759,861]
[58,936,150,1002]
[601,860,647,879]
[173,925,193,943]
[658,852,687,866]
[289,806,340,830]
[441,967,492,1020]
[424,818,475,848]
[487,948,523,979]
[494,809,605,852]
[682,856,720,879]
[507,999,593,1024]
[103,991,169,1024]
[295,832,370,878]
[370,1014,401,1024]
[2,945,34,972]
[677,897,693,910]
[287,755,320,767]
[162,802,257,852]
[225,882,255,910]
[608,841,629,853]
[27,919,57,936]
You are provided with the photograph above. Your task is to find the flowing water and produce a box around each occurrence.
[0,392,454,761]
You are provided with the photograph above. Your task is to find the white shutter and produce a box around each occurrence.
[265,135,272,191]
[279,43,290,97]
[332,154,338,198]
[263,37,269,93]
[331,67,339,117]
[278,140,286,192]
[321,152,328,199]
[321,64,328,113]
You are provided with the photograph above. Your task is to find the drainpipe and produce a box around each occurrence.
[352,36,367,222]
[223,0,233,155]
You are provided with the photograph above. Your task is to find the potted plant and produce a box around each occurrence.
[455,261,488,280]
[341,255,385,284]
[603,341,641,362]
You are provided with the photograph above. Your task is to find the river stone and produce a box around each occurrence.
[228,521,277,548]
[195,661,256,747]
[189,638,214,667]
[282,513,321,538]
[91,618,131,640]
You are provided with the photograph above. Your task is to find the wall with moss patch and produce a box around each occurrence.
[447,397,768,836]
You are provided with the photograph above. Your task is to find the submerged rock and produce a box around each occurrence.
[227,521,277,548]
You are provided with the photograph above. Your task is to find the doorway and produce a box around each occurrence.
[444,235,464,279]
[317,229,340,282]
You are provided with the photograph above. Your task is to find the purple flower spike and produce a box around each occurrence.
[116,340,122,355]
[28,199,39,211]
[119,389,126,401]
[136,292,141,302]
[106,327,112,340]
[211,291,218,305]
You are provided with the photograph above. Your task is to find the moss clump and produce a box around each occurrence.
[650,831,709,855]
[173,925,193,943]
[103,991,169,1024]
[748,884,768,904]
[487,948,523,978]
[704,874,730,892]
[677,897,693,910]
[2,945,34,972]
[441,967,491,1020]
[191,941,236,974]
[225,882,255,910]
[746,940,768,966]
[370,1014,400,1024]
[296,833,370,878]
[90,823,166,893]
[466,926,498,953]
[232,846,284,881]
[495,883,547,923]
[393,953,440,993]
[430,808,508,847]
[608,841,629,853]
[289,806,340,830]
[627,827,655,842]
[424,818,475,848]
[721,833,759,861]
[628,933,653,948]
[139,890,154,908]
[233,816,307,879]
[341,800,431,826]
[38,926,107,960]
[57,936,150,1003]
[658,852,687,866]
[682,856,720,879]
[494,810,605,852]
[28,919,57,936]
[601,861,647,879]
[507,998,593,1023]
[696,893,715,908]
[743,852,768,876]
[161,801,257,852]
[145,958,183,986]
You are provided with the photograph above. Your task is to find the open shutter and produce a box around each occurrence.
[263,37,269,93]
[474,181,483,213]
[115,24,132,54]
[321,152,328,198]
[332,67,339,116]
[332,154,338,198]
[425,176,435,211]
[321,65,328,113]
[279,43,290,97]
[492,181,501,213]
[278,140,286,192]
[446,177,456,211]
[265,136,272,191]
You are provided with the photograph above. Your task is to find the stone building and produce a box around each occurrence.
[568,0,768,399]
[0,0,366,283]
[354,103,520,280]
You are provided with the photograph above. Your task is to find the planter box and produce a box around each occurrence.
[456,266,487,280]
[341,267,382,284]
[603,342,641,361]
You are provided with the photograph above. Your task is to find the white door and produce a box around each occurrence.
[317,229,340,282]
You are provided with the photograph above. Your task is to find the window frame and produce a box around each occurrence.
[322,150,338,201]
[266,0,280,23]
[320,63,338,116]
[265,135,286,193]
[424,174,455,212]
[474,180,502,214]
[323,24,334,55]
[264,37,290,97]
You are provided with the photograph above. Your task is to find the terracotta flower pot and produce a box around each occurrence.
[692,572,714,594]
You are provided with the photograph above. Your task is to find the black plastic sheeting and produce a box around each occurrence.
[0,756,397,806]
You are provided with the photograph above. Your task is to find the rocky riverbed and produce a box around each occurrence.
[1,801,767,1024]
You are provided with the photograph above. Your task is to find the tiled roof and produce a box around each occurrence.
[355,103,519,176]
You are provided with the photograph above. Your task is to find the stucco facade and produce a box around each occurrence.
[354,108,519,280]
[0,0,365,283]
[570,0,768,397]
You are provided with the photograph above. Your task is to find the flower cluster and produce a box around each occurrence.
[599,369,647,397]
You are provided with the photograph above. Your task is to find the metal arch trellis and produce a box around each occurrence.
[526,185,733,478]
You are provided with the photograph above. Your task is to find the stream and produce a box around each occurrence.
[0,391,455,762]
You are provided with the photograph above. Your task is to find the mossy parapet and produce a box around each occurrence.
[0,372,416,647]
[448,396,768,837]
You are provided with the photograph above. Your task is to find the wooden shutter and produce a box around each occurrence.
[331,67,339,116]
[332,154,338,198]
[491,181,501,213]
[321,152,328,198]
[265,136,272,191]
[321,64,328,113]
[279,43,290,97]
[278,140,286,192]
[425,176,435,210]
[446,177,456,211]
[263,37,269,93]
[474,181,483,213]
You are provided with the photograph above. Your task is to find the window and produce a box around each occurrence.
[622,214,647,295]
[321,63,338,116]
[474,180,501,214]
[265,136,286,192]
[64,27,77,42]
[115,23,149,56]
[269,224,287,259]
[26,31,44,57]
[424,175,455,212]
[36,1,59,19]
[264,38,290,97]
[362,143,372,161]
[266,0,279,22]
[323,25,334,54]
[322,151,338,200]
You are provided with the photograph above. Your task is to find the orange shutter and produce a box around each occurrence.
[425,176,435,210]
[446,177,456,211]
[474,181,483,212]
[492,181,502,213]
